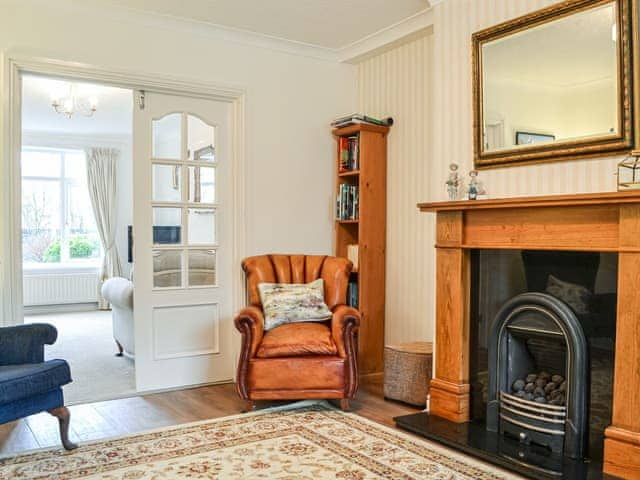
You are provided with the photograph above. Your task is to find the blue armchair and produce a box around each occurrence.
[0,323,77,450]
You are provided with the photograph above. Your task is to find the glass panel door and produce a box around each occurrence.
[133,92,232,392]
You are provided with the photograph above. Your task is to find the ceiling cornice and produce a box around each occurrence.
[19,0,443,64]
[337,7,436,64]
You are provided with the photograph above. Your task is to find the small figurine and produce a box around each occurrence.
[468,170,479,200]
[445,163,461,201]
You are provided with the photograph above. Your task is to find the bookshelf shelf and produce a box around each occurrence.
[333,122,389,376]
[338,170,360,177]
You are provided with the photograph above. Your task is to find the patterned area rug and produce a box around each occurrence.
[0,403,521,479]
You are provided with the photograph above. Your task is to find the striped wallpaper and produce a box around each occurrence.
[357,35,435,345]
[357,0,623,345]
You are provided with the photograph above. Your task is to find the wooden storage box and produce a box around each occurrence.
[384,342,433,407]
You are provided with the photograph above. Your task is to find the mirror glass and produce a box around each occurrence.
[481,2,618,152]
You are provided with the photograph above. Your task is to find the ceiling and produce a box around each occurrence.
[22,75,132,136]
[81,0,431,49]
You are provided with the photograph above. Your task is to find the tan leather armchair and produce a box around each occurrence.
[234,254,360,411]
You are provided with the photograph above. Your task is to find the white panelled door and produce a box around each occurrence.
[132,91,233,392]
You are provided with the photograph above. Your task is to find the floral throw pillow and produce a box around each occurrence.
[258,279,332,331]
[545,274,592,315]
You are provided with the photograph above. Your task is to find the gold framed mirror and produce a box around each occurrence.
[472,0,633,169]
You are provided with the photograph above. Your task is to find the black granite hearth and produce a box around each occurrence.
[394,412,621,480]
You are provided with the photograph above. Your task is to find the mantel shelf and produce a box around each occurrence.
[418,191,640,212]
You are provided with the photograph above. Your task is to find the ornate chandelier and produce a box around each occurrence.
[51,84,98,118]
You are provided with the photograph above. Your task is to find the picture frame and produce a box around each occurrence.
[515,131,556,146]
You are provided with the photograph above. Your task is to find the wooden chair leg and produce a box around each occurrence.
[49,406,78,450]
[242,400,256,413]
[340,399,350,411]
[115,340,124,357]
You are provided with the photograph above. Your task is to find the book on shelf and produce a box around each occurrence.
[347,244,359,272]
[347,281,358,308]
[336,184,359,221]
[339,135,359,172]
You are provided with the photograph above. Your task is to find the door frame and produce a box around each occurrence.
[0,54,247,338]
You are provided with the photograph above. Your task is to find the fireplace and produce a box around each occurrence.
[396,192,640,479]
[486,292,589,459]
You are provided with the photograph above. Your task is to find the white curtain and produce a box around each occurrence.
[86,147,123,310]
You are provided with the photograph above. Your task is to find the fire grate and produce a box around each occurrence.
[499,391,566,452]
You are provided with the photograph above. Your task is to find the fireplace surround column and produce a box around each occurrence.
[603,204,640,478]
[430,210,472,422]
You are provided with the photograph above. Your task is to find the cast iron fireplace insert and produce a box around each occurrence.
[486,292,589,459]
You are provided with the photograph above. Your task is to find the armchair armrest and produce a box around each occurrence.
[234,306,265,359]
[234,306,265,401]
[0,323,57,366]
[331,305,360,358]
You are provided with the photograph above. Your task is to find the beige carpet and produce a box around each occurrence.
[0,402,522,479]
[25,311,136,405]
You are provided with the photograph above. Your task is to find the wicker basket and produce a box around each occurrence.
[384,342,433,407]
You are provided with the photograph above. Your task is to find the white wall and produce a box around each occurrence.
[0,0,357,319]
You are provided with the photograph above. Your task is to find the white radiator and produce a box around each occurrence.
[23,272,99,306]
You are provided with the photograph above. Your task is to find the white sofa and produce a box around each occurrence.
[101,277,135,358]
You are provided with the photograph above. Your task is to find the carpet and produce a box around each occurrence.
[25,311,136,405]
[0,403,521,479]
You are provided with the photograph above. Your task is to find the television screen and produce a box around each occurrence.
[127,225,133,263]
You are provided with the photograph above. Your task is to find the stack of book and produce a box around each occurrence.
[347,281,358,308]
[332,113,389,128]
[336,184,359,220]
[339,135,359,171]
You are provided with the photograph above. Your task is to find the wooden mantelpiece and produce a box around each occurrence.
[418,191,640,479]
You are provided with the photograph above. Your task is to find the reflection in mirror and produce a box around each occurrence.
[188,115,215,161]
[188,249,216,287]
[152,113,182,159]
[152,207,182,245]
[153,250,182,288]
[188,166,215,203]
[482,2,618,153]
[188,208,215,244]
[152,164,181,202]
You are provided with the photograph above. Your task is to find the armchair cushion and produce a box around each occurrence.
[0,359,71,405]
[258,279,332,331]
[257,323,337,358]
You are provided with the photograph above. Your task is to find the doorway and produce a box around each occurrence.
[3,57,245,405]
[21,74,136,404]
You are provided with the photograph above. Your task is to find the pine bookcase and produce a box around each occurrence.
[333,122,389,375]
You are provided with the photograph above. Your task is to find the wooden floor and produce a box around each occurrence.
[0,375,421,457]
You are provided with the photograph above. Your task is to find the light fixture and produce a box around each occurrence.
[51,83,98,118]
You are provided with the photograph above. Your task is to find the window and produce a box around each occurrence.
[21,148,102,270]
